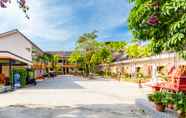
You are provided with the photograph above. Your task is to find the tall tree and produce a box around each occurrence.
[69,31,99,76]
[128,0,186,58]
[104,41,127,52]
[36,53,52,74]
[125,44,141,58]
[50,54,60,72]
[125,43,152,58]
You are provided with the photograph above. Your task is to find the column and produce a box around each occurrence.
[131,64,136,79]
[152,64,158,83]
[9,60,13,88]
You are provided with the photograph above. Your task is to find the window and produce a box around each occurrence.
[26,48,31,52]
[58,60,62,63]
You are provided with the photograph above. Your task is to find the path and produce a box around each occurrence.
[0,75,151,118]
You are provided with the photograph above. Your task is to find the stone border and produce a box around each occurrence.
[0,86,13,93]
[135,98,177,118]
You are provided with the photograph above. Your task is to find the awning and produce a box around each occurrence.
[0,51,32,65]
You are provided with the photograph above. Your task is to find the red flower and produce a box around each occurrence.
[0,0,9,8]
[147,15,160,26]
[19,0,25,6]
[0,2,6,8]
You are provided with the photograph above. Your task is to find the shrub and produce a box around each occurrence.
[13,68,27,88]
[148,91,167,105]
[174,92,186,112]
[148,93,154,102]
[148,91,186,116]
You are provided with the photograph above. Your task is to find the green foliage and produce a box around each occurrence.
[148,91,168,105]
[125,44,141,58]
[69,32,126,76]
[128,0,186,58]
[148,93,154,102]
[104,41,127,52]
[37,53,60,73]
[162,92,175,105]
[35,53,53,68]
[13,68,27,87]
[51,54,60,68]
[175,92,186,113]
[69,31,100,76]
[148,91,186,113]
[28,70,34,79]
[68,51,81,64]
[125,43,152,58]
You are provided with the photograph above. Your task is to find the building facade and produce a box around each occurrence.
[99,53,186,81]
[47,51,78,75]
[0,30,44,88]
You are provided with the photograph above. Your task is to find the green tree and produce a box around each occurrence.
[68,51,82,64]
[128,0,186,58]
[69,31,128,76]
[50,54,60,72]
[37,53,60,74]
[69,31,99,76]
[125,44,140,58]
[105,41,127,52]
[125,43,152,58]
[69,32,115,76]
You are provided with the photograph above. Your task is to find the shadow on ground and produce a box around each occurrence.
[0,104,150,118]
[27,75,114,90]
[28,78,84,90]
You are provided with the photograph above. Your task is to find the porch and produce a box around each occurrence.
[0,51,31,92]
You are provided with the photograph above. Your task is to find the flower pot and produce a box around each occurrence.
[152,86,160,92]
[155,103,165,112]
[177,111,186,118]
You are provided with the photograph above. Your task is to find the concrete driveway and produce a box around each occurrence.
[0,75,150,118]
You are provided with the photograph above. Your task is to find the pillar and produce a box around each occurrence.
[152,64,158,83]
[9,60,13,88]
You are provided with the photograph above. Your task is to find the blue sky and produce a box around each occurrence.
[0,0,132,51]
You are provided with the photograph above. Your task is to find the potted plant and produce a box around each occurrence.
[174,92,186,118]
[148,92,166,112]
[162,92,175,110]
[148,93,154,102]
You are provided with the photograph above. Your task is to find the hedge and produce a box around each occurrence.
[13,68,27,88]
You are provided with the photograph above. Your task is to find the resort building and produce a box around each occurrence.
[0,29,44,88]
[100,53,186,81]
[46,51,78,75]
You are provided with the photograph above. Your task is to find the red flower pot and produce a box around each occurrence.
[155,103,165,112]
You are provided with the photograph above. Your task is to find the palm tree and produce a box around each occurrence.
[50,54,60,72]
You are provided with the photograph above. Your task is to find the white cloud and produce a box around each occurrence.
[0,0,71,41]
[0,0,133,50]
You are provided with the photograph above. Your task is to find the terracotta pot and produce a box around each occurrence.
[177,111,186,118]
[153,87,160,92]
[167,104,174,110]
[155,103,165,112]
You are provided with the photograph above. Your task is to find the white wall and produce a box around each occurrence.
[0,33,32,62]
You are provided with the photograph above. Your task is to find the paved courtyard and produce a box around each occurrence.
[0,75,151,118]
